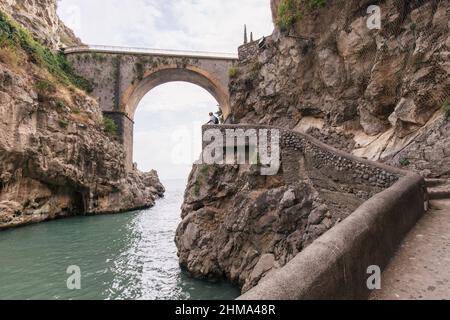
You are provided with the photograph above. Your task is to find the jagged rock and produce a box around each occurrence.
[0,0,81,49]
[308,204,328,226]
[176,153,371,292]
[176,0,450,294]
[231,0,450,177]
[0,3,164,230]
[280,189,296,208]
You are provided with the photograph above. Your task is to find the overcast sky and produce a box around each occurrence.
[57,0,273,180]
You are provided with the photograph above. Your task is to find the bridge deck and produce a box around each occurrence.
[370,199,450,300]
[63,45,238,60]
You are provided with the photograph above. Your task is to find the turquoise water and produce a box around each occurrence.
[0,179,240,300]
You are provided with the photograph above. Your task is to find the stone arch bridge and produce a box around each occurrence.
[64,45,238,170]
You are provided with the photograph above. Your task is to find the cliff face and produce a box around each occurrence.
[176,0,449,293]
[0,4,164,229]
[0,0,81,49]
[232,0,450,178]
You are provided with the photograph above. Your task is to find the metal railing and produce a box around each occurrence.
[63,45,238,60]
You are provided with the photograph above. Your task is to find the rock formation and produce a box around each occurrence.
[176,0,449,293]
[0,0,81,49]
[0,3,164,229]
[231,0,450,177]
[176,126,401,292]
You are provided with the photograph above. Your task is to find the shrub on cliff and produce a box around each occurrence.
[103,117,118,137]
[228,66,238,78]
[443,97,450,120]
[0,10,93,92]
[277,0,328,30]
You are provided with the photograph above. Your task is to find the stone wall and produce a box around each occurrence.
[239,174,425,300]
[238,41,260,62]
[202,124,403,189]
[66,50,236,171]
[176,124,407,292]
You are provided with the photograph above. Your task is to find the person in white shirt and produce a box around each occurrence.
[207,112,219,124]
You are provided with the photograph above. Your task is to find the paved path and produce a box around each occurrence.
[370,200,450,300]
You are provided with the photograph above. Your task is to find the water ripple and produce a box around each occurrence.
[0,179,239,300]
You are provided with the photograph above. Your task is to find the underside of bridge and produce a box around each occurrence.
[122,65,231,119]
[66,47,237,170]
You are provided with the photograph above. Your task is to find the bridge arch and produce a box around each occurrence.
[121,64,231,120]
[65,45,237,171]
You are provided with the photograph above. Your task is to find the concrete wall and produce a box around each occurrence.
[239,174,425,300]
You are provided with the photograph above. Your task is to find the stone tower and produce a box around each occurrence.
[244,24,248,44]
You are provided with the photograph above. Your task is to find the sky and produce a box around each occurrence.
[57,0,273,180]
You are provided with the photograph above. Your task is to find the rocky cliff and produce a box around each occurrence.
[0,0,81,49]
[176,0,449,293]
[0,4,164,229]
[176,126,401,292]
[232,0,450,178]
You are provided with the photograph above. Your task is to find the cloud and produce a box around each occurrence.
[57,0,273,51]
[137,82,217,113]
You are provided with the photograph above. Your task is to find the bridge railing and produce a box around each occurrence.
[63,45,238,60]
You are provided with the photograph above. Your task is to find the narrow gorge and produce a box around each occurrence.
[0,0,449,301]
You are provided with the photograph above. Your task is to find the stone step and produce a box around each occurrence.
[425,178,449,187]
[428,185,450,200]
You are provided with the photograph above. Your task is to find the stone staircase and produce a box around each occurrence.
[425,178,450,200]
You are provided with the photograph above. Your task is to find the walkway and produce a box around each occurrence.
[370,199,450,300]
[63,45,238,60]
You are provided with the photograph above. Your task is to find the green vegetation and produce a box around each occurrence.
[0,10,93,92]
[90,52,107,62]
[135,61,145,81]
[277,0,328,30]
[35,78,57,97]
[442,97,450,120]
[215,109,224,124]
[252,61,263,73]
[58,119,69,129]
[55,100,66,109]
[228,66,238,78]
[103,117,118,137]
[193,181,201,197]
[399,158,411,167]
[199,165,210,175]
[72,106,81,114]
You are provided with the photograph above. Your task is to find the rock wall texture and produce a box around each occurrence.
[0,4,164,229]
[232,0,450,178]
[176,125,403,292]
[0,0,82,49]
[177,0,448,293]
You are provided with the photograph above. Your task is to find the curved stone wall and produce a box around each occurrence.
[201,124,425,299]
[239,174,425,300]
